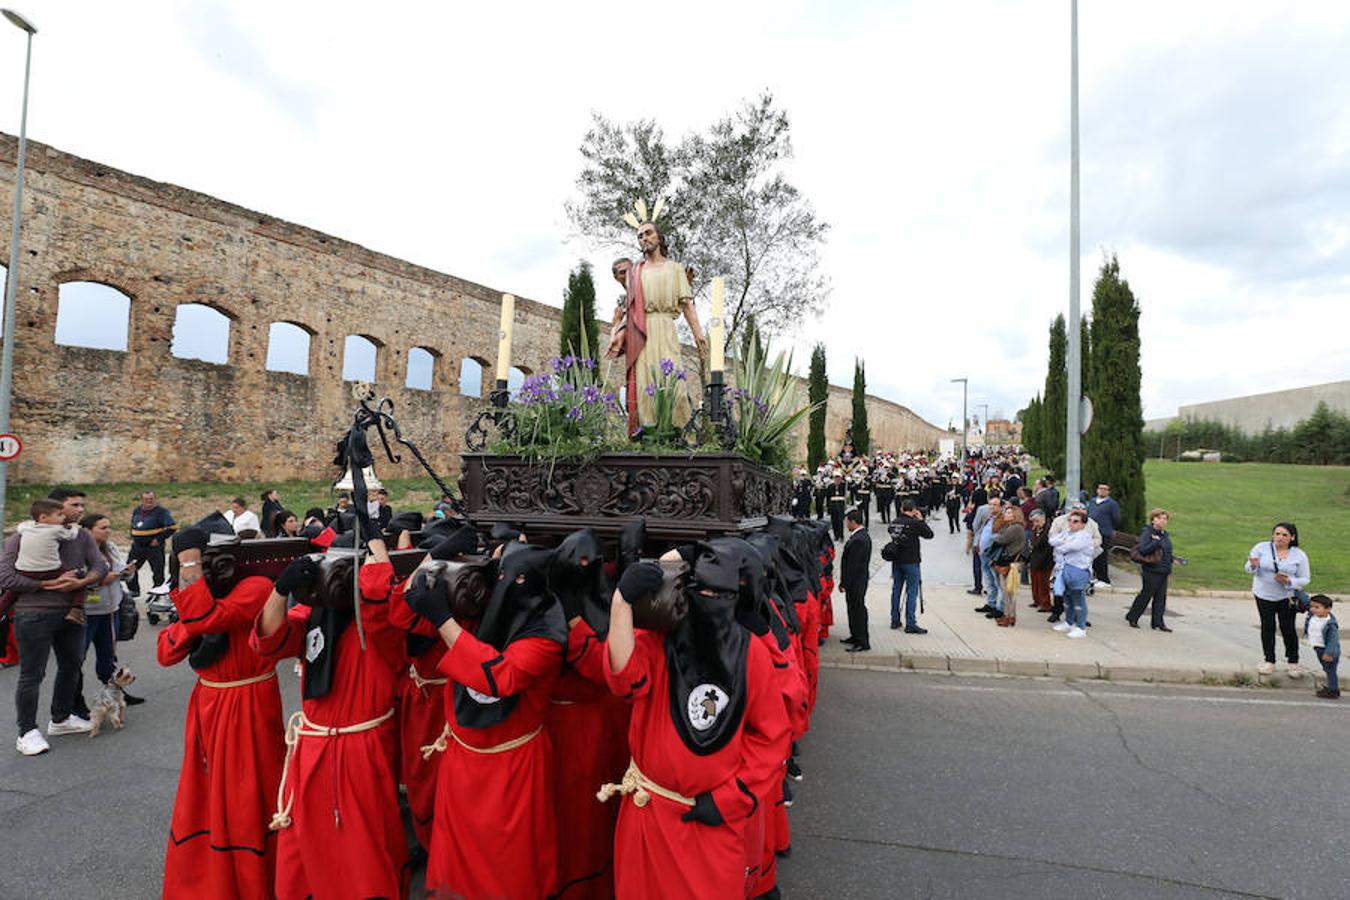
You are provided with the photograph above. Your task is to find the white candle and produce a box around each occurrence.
[496,293,515,382]
[710,277,725,373]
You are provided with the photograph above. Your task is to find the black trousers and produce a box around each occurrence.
[856,494,871,527]
[828,501,846,541]
[1127,570,1169,627]
[1093,546,1112,582]
[971,547,983,592]
[815,491,828,520]
[13,611,85,734]
[1255,595,1299,664]
[946,504,960,534]
[126,542,165,591]
[876,491,893,524]
[845,588,869,647]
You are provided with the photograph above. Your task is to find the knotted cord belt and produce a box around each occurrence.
[198,670,277,690]
[269,708,395,831]
[420,722,542,760]
[408,663,448,691]
[596,759,695,808]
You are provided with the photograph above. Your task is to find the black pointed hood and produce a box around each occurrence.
[664,540,751,756]
[744,531,801,638]
[551,528,610,638]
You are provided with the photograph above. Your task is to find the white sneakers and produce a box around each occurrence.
[16,729,50,756]
[1256,662,1276,675]
[1287,663,1306,679]
[1066,627,1087,639]
[47,715,93,736]
[1052,622,1071,633]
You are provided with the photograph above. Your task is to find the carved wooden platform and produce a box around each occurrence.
[459,453,792,542]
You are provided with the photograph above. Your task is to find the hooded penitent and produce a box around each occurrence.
[664,540,751,756]
[744,532,801,641]
[176,515,244,671]
[454,544,566,729]
[762,520,812,607]
[550,528,610,639]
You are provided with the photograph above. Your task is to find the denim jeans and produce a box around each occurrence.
[1317,649,1339,693]
[981,554,1001,612]
[891,563,921,627]
[1064,588,1087,629]
[13,611,85,734]
[84,613,118,684]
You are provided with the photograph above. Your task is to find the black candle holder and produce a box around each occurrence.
[464,378,517,452]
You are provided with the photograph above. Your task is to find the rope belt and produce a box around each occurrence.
[596,759,695,809]
[550,698,577,706]
[198,670,277,690]
[408,663,448,691]
[421,722,542,759]
[269,708,395,831]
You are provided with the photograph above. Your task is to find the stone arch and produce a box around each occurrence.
[406,346,439,391]
[54,280,132,351]
[266,320,314,375]
[459,356,487,398]
[342,333,382,382]
[171,302,234,364]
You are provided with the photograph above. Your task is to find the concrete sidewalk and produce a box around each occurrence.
[818,516,1338,691]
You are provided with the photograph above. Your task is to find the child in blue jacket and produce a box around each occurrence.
[1304,594,1340,699]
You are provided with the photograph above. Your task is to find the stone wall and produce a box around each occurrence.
[1146,380,1350,434]
[0,134,945,486]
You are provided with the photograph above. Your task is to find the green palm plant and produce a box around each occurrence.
[730,338,820,471]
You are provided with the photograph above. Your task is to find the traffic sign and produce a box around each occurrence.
[0,433,21,461]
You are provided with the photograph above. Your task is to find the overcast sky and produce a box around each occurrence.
[4,0,1348,430]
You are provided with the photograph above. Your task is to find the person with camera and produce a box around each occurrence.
[886,500,934,634]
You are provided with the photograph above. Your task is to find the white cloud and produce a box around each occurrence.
[3,0,1347,431]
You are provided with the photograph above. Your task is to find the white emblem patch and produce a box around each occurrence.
[465,686,501,705]
[305,627,324,663]
[686,683,729,731]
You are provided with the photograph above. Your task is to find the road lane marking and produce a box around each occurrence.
[927,683,1345,709]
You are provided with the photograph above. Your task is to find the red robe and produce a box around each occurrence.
[604,632,789,900]
[744,627,803,897]
[388,598,447,851]
[249,561,407,900]
[817,550,835,637]
[424,628,563,900]
[0,616,17,665]
[795,594,821,720]
[550,619,630,899]
[157,576,285,900]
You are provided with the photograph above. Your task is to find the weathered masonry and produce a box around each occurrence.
[0,134,948,485]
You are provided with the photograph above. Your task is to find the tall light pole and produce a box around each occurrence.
[1065,0,1083,500]
[977,403,989,447]
[950,377,968,465]
[0,8,35,533]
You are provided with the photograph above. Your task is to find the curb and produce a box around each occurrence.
[819,651,1329,691]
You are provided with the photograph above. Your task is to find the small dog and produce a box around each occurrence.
[89,666,136,737]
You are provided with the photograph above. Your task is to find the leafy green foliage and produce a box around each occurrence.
[1041,315,1068,478]
[560,261,599,359]
[1145,403,1350,465]
[807,343,828,472]
[850,359,870,456]
[567,91,829,342]
[1083,255,1146,530]
[731,340,819,472]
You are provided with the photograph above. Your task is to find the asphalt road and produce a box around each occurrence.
[2,624,1347,899]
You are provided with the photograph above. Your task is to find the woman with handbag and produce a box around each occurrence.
[1126,509,1175,632]
[1050,510,1095,638]
[1245,522,1311,677]
[79,514,145,705]
[991,506,1026,627]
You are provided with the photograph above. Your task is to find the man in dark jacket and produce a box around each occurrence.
[127,490,175,594]
[889,500,934,634]
[1086,483,1121,584]
[1035,477,1060,519]
[840,510,873,652]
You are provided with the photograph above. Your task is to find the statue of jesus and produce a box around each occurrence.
[606,206,706,436]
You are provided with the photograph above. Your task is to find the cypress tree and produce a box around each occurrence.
[807,343,828,471]
[560,261,598,358]
[1084,255,1146,530]
[1042,315,1068,478]
[850,359,870,456]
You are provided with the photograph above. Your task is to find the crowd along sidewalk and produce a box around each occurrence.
[818,517,1337,691]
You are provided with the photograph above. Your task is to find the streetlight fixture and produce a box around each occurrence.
[977,403,990,447]
[0,7,37,533]
[950,377,968,466]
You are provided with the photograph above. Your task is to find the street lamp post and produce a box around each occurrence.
[1065,0,1083,500]
[0,7,36,534]
[978,403,989,448]
[950,377,968,465]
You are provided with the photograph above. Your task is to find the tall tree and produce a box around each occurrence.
[807,343,828,471]
[850,359,870,456]
[559,261,599,358]
[1083,255,1146,530]
[567,91,829,342]
[1042,315,1068,478]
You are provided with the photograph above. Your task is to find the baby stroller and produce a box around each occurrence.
[145,585,178,625]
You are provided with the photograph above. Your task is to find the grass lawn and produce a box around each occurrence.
[4,477,444,538]
[1143,460,1350,592]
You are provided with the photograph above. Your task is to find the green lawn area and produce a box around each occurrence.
[4,477,443,538]
[1143,460,1350,592]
